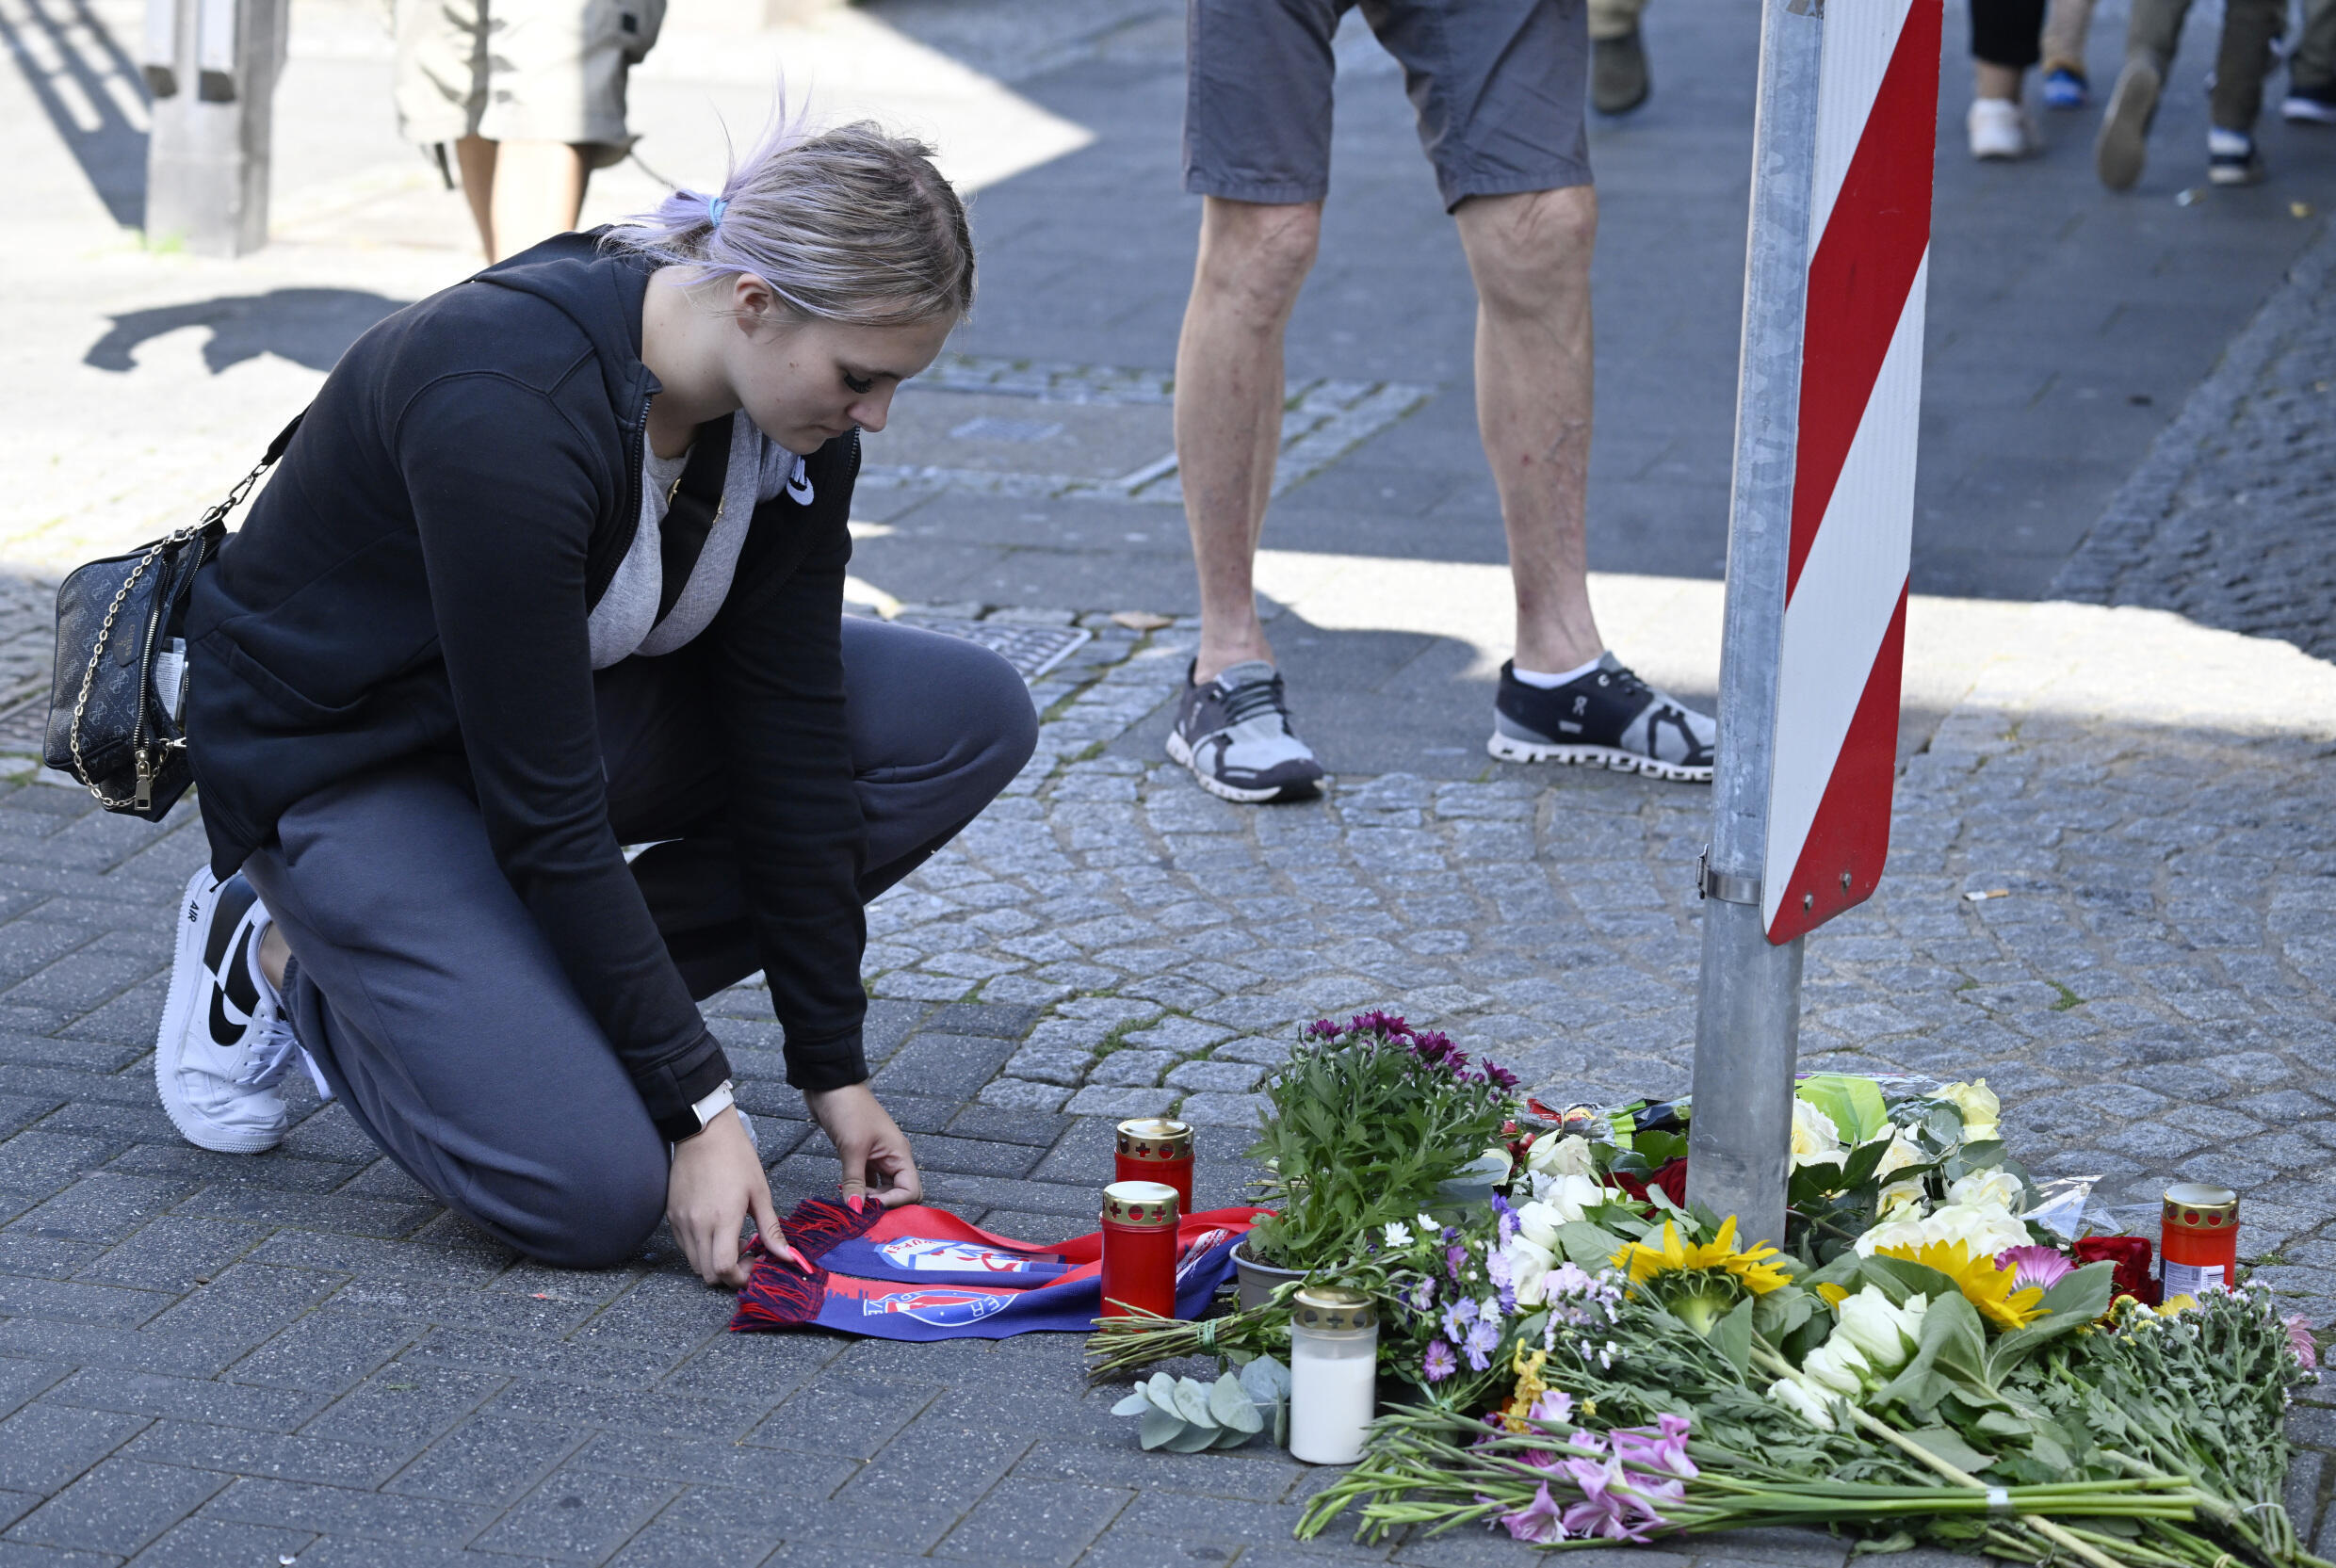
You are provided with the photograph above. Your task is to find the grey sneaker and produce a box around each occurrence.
[1166,660,1325,803]
[1593,28,1651,116]
[1488,655,1715,783]
[2096,59,2161,190]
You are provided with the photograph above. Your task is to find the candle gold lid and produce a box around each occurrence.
[1102,1180,1180,1228]
[2164,1183,2240,1228]
[1292,1285,1376,1332]
[1116,1118,1194,1160]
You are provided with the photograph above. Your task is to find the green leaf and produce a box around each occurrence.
[1985,1263,2116,1380]
[1556,1220,1625,1269]
[1209,1423,1258,1449]
[1209,1374,1263,1433]
[1138,1406,1185,1449]
[1142,1373,1181,1418]
[1110,1391,1150,1416]
[1239,1355,1291,1406]
[1753,1285,1816,1345]
[1172,1377,1214,1426]
[1901,1424,1993,1474]
[1161,1420,1221,1453]
[1799,1075,1890,1142]
[1859,1255,1962,1308]
[1709,1295,1755,1374]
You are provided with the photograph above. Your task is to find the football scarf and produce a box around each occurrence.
[729,1196,1269,1340]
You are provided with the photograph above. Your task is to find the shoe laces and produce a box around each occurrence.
[234,1006,303,1091]
[1600,662,1657,705]
[1218,675,1291,730]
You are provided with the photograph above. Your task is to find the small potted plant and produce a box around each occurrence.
[1236,1013,1518,1305]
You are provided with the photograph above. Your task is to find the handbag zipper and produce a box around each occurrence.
[130,593,163,811]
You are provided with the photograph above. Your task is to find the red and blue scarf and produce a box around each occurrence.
[730,1197,1268,1339]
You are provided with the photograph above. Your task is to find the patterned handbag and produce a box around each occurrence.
[42,413,303,820]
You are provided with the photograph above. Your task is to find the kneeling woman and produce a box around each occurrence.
[154,123,1035,1286]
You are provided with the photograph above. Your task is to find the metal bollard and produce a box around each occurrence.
[138,0,289,255]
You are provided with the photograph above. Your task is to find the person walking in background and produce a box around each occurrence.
[1590,0,1653,116]
[2096,0,2285,188]
[2039,0,2099,108]
[2284,0,2336,124]
[395,0,667,261]
[1969,0,2048,158]
[1166,0,1715,805]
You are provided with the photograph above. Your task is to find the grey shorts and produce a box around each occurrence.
[1184,0,1592,211]
[393,0,665,168]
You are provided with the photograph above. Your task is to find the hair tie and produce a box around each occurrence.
[706,195,728,229]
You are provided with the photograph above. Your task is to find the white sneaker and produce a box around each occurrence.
[155,867,309,1154]
[1969,98,2032,159]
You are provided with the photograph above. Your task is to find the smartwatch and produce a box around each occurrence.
[663,1078,736,1143]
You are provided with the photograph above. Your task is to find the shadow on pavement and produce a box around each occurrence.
[84,288,411,374]
[0,0,146,227]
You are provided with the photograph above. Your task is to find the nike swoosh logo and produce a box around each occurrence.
[786,459,814,506]
[210,926,254,1046]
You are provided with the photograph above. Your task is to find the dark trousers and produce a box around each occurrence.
[2127,0,2286,129]
[1972,0,2048,69]
[240,619,1038,1268]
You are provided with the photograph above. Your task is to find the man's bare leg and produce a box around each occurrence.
[1175,196,1322,685]
[1462,184,1715,780]
[488,139,592,262]
[1454,186,1603,674]
[1164,195,1331,803]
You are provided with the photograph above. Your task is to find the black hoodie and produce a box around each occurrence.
[183,233,870,1131]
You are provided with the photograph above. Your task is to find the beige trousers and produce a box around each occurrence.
[1589,0,1648,42]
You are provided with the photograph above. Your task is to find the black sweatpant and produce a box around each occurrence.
[1972,0,2048,69]
[240,618,1038,1268]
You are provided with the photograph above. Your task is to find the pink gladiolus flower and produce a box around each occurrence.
[1612,1414,1698,1480]
[1996,1245,2074,1291]
[2288,1314,2318,1370]
[1559,1455,1660,1543]
[1530,1390,1576,1425]
[1500,1481,1569,1544]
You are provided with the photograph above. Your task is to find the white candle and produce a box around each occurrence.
[1288,1285,1377,1464]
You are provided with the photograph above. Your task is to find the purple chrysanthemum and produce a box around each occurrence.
[1423,1339,1459,1382]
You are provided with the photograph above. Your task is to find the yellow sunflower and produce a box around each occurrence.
[1873,1237,2045,1330]
[1614,1217,1793,1296]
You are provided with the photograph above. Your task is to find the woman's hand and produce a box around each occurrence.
[806,1083,922,1210]
[666,1108,802,1287]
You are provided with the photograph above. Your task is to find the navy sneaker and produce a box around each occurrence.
[2285,84,2336,124]
[1489,655,1715,783]
[2209,128,2267,185]
[154,868,308,1154]
[1166,660,1325,803]
[2043,66,2089,109]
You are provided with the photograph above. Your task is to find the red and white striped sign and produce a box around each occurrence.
[1760,0,1941,945]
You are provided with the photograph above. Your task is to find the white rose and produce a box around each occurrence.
[1871,1127,1925,1180]
[1947,1168,2024,1214]
[1505,1238,1556,1306]
[1877,1179,1927,1220]
[1937,1080,2001,1142]
[1791,1098,1844,1169]
[1923,1202,2032,1257]
[1855,1214,1930,1256]
[1801,1336,1873,1397]
[1544,1172,1607,1225]
[1527,1134,1598,1178]
[1836,1287,1922,1374]
[1514,1200,1565,1251]
[1766,1377,1838,1431]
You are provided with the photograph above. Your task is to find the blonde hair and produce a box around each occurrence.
[603,117,974,326]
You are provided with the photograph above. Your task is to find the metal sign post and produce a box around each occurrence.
[1687,0,1942,1248]
[140,0,289,254]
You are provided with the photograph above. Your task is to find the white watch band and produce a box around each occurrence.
[690,1079,736,1131]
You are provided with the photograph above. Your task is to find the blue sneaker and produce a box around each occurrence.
[2043,67,2089,109]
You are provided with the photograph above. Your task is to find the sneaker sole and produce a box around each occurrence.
[154,865,283,1156]
[2096,64,2159,190]
[1486,731,1713,784]
[2209,162,2265,186]
[1165,729,1323,804]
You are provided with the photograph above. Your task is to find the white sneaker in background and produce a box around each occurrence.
[1969,98,2032,159]
[154,867,303,1154]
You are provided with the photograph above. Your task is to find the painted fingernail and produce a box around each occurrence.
[784,1246,813,1270]
[846,1194,864,1214]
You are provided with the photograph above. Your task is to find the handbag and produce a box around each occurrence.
[43,413,304,821]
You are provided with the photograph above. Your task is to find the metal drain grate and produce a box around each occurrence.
[899,617,1091,681]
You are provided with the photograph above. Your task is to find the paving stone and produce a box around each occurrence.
[1063,1087,1177,1119]
[4,1457,225,1558]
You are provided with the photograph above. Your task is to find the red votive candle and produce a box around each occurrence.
[1100,1179,1180,1320]
[1114,1118,1194,1214]
[2161,1182,2240,1298]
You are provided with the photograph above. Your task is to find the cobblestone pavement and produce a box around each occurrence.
[2054,226,2336,661]
[0,575,2323,1563]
